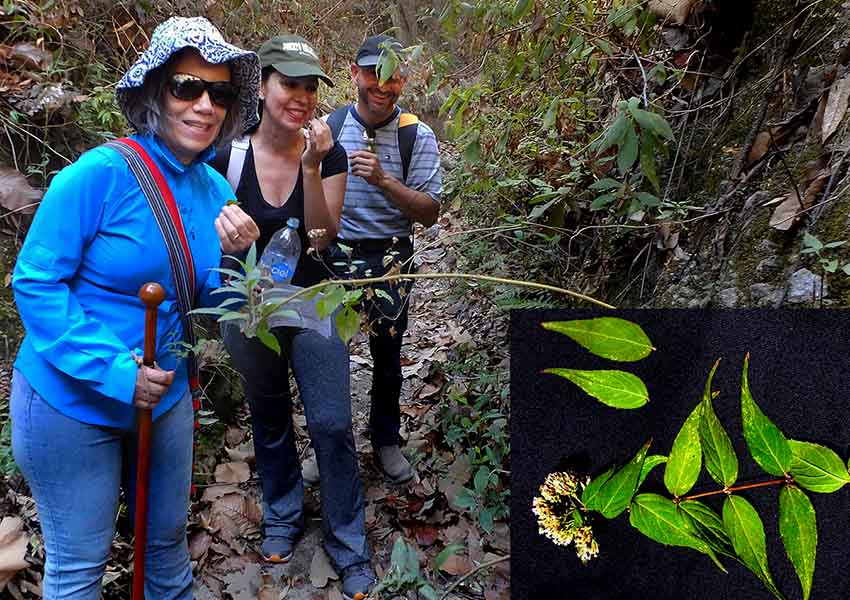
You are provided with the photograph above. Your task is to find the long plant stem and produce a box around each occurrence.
[438,555,510,600]
[271,272,616,309]
[682,478,787,501]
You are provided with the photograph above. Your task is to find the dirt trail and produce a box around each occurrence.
[194,211,511,599]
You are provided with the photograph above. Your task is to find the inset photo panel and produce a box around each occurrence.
[511,309,850,600]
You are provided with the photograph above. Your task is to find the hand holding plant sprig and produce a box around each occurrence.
[537,317,850,600]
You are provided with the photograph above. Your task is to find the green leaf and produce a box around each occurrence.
[542,97,560,130]
[802,232,823,252]
[636,192,661,207]
[245,242,257,269]
[511,0,533,20]
[544,368,649,409]
[419,584,438,600]
[841,263,850,276]
[629,106,675,140]
[316,284,346,318]
[541,317,654,362]
[479,507,495,533]
[779,486,816,600]
[630,494,724,570]
[187,306,232,317]
[618,123,638,174]
[254,322,280,355]
[595,113,629,153]
[664,402,702,496]
[699,360,738,487]
[581,466,615,507]
[584,441,650,518]
[594,39,615,56]
[640,133,661,193]
[723,495,782,598]
[434,543,465,571]
[823,240,846,249]
[391,536,408,568]
[463,132,481,164]
[334,306,361,344]
[590,193,617,210]
[589,178,622,191]
[740,354,792,476]
[638,455,667,490]
[789,440,850,493]
[679,500,735,559]
[218,311,248,322]
[474,466,490,493]
[376,47,400,85]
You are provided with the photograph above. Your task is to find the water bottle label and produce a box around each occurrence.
[271,263,295,283]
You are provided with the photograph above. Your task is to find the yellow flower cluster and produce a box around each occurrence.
[532,471,599,564]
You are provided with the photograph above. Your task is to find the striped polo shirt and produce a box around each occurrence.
[334,105,442,240]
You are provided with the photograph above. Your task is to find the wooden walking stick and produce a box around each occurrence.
[134,282,165,600]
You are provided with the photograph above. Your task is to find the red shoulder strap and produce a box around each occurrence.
[116,137,196,293]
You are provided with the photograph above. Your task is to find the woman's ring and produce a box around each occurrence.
[232,232,241,240]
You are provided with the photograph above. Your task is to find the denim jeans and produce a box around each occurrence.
[222,321,369,571]
[10,369,193,600]
[329,238,414,448]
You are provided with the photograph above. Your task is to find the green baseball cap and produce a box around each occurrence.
[258,34,334,87]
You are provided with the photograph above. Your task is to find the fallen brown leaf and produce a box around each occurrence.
[309,547,338,588]
[215,461,251,484]
[0,517,29,592]
[202,483,241,502]
[0,168,41,214]
[9,43,53,70]
[822,72,850,142]
[439,553,474,576]
[647,0,696,24]
[188,529,212,561]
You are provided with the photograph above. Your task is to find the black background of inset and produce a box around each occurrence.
[510,310,850,600]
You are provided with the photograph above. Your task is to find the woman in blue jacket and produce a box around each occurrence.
[11,17,260,599]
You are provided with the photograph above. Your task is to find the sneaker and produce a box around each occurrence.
[259,536,294,564]
[375,445,414,484]
[341,562,375,600]
[302,452,320,487]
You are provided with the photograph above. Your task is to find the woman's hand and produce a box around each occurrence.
[301,118,333,171]
[133,365,175,410]
[216,203,260,254]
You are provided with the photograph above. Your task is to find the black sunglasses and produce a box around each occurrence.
[168,73,240,108]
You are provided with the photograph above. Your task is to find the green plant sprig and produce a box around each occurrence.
[537,328,850,600]
[195,242,615,352]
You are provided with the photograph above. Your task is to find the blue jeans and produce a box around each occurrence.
[222,321,369,571]
[10,369,193,600]
[329,238,414,448]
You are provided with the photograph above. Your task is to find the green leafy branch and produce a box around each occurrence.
[195,243,614,353]
[536,328,850,600]
[589,96,674,216]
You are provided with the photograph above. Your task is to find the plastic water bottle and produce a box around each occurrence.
[260,217,301,286]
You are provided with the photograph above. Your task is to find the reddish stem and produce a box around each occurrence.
[681,478,788,501]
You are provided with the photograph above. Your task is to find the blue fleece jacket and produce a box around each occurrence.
[13,133,231,428]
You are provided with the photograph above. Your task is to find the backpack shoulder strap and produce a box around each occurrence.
[226,135,250,191]
[397,112,419,183]
[326,106,350,141]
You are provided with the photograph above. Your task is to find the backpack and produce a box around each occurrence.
[224,135,250,192]
[326,105,419,183]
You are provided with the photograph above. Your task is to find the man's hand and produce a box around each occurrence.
[216,203,260,254]
[133,365,175,410]
[302,118,334,171]
[349,149,388,187]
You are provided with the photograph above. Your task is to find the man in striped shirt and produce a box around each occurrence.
[306,35,442,485]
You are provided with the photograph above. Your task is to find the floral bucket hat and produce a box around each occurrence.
[117,16,260,132]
